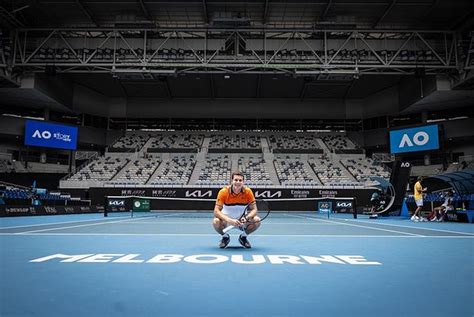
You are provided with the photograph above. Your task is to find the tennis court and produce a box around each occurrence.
[1,211,473,317]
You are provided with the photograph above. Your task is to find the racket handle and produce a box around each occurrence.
[222,225,234,234]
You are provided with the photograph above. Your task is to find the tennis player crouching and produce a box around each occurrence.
[212,171,260,249]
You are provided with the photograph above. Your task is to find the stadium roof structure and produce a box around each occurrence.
[1,0,473,30]
[426,169,474,195]
[0,0,472,113]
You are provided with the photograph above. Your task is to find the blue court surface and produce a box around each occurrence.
[1,212,473,317]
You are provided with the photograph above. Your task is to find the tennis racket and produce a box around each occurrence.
[222,199,271,234]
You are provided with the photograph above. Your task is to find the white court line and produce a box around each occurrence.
[0,232,473,238]
[12,214,174,234]
[127,221,341,225]
[341,218,474,236]
[0,216,129,230]
[288,214,425,236]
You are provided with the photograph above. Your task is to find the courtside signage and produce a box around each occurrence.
[30,253,382,265]
[389,124,439,154]
[25,120,78,150]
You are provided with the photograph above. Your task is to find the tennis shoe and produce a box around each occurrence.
[219,236,230,249]
[238,235,251,249]
[410,215,418,222]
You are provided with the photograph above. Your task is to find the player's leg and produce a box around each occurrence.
[212,217,225,234]
[412,199,423,221]
[244,215,261,234]
[437,206,446,222]
[238,216,260,249]
[212,217,230,248]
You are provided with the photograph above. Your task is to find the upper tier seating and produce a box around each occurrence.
[68,156,129,181]
[148,155,196,185]
[238,156,273,186]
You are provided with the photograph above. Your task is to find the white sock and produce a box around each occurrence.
[240,231,247,237]
[222,233,229,238]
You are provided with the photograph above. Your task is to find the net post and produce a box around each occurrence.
[353,197,357,219]
[104,196,108,217]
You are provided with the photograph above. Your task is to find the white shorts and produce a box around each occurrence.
[221,205,245,219]
[415,199,423,207]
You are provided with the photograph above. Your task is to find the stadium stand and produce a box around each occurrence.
[320,135,358,151]
[267,134,322,153]
[107,157,161,185]
[148,155,196,185]
[340,157,391,183]
[308,156,358,186]
[208,135,261,151]
[273,155,321,186]
[238,155,273,186]
[68,156,130,182]
[56,131,399,188]
[148,134,204,153]
[109,134,151,152]
[0,159,14,173]
[195,155,232,186]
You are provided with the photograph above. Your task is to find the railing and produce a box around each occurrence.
[0,180,30,190]
[60,152,99,181]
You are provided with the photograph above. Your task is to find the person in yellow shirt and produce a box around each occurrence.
[212,171,260,249]
[411,176,427,222]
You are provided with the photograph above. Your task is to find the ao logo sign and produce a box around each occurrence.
[33,130,52,139]
[25,120,78,150]
[389,125,439,154]
[399,131,429,147]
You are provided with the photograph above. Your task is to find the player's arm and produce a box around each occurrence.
[243,190,258,220]
[244,201,257,220]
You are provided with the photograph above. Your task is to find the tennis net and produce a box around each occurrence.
[104,195,357,219]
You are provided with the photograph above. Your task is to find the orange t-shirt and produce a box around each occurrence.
[216,186,255,218]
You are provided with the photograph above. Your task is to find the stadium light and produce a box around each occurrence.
[295,69,358,75]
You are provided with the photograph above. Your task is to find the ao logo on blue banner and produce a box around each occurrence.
[25,120,78,150]
[389,124,439,154]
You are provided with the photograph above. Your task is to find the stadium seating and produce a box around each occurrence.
[107,158,161,185]
[59,132,394,188]
[267,134,321,152]
[238,156,273,186]
[68,156,130,182]
[148,155,196,185]
[274,156,321,186]
[340,157,391,183]
[195,155,232,186]
[148,134,204,151]
[308,156,357,186]
[110,134,150,151]
[0,159,14,173]
[209,135,261,150]
[320,135,358,151]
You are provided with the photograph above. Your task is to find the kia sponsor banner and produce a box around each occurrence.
[107,198,128,212]
[91,187,373,212]
[24,120,78,150]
